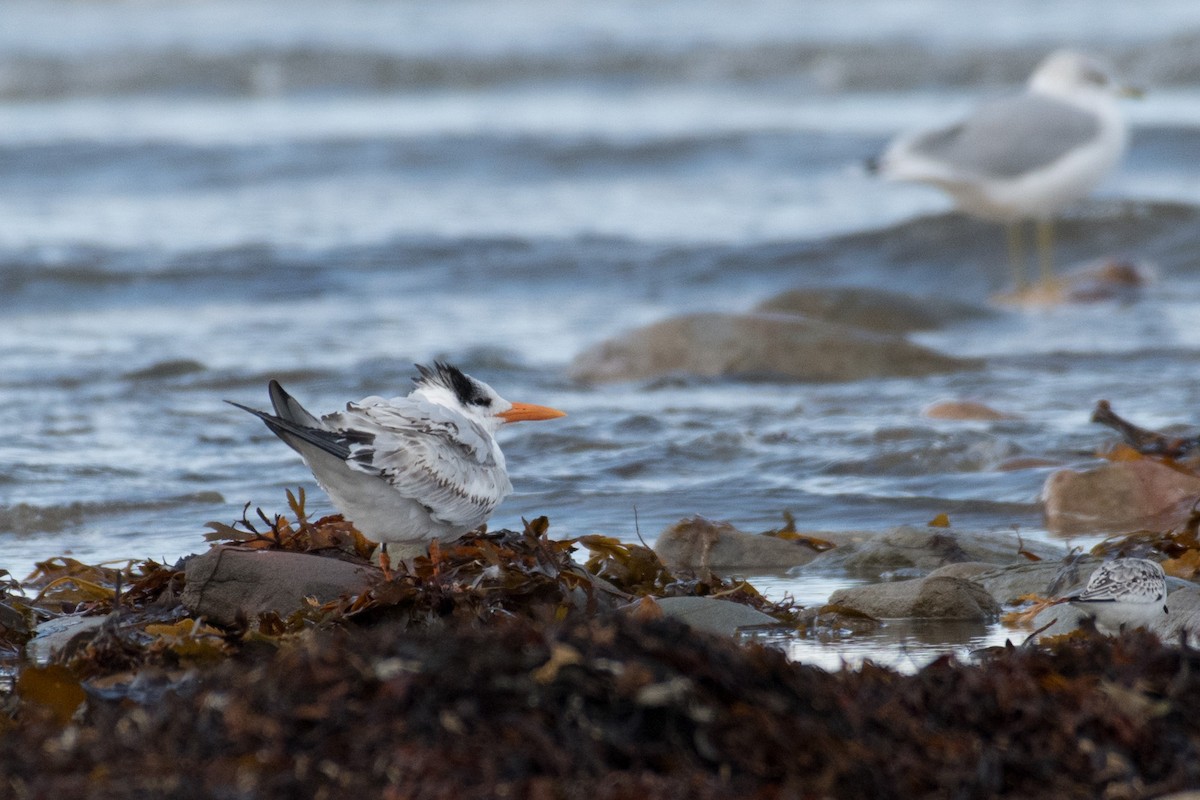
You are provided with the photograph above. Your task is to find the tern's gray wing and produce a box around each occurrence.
[326,399,512,527]
[908,93,1101,179]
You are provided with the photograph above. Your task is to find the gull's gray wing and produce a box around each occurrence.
[908,93,1101,179]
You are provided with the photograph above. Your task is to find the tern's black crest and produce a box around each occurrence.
[414,362,491,408]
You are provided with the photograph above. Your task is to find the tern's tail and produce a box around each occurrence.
[268,379,322,428]
[227,382,351,460]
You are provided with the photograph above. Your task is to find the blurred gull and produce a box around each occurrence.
[873,50,1138,291]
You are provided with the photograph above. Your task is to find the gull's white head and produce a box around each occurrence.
[410,362,565,434]
[1028,50,1128,100]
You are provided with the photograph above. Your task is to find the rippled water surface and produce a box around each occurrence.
[4,0,1200,668]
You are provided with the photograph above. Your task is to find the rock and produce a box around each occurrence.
[996,456,1063,471]
[652,596,779,636]
[1155,586,1200,639]
[971,559,1099,606]
[828,576,1000,620]
[923,400,1018,421]
[993,258,1152,308]
[181,547,379,626]
[569,312,978,384]
[752,287,990,333]
[793,525,1062,579]
[1029,603,1089,638]
[122,358,207,380]
[924,562,998,582]
[654,516,837,570]
[1042,458,1200,533]
[25,615,108,665]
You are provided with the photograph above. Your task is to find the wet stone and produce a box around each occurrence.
[970,559,1099,606]
[653,596,780,636]
[754,286,992,333]
[923,400,1019,421]
[828,575,1001,620]
[654,516,836,570]
[1042,458,1200,533]
[569,312,979,384]
[26,616,108,665]
[793,525,1061,579]
[181,546,379,626]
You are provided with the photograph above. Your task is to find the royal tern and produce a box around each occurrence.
[229,362,565,567]
[1065,557,1169,634]
[872,50,1136,290]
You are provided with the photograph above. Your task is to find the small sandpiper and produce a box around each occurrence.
[1065,557,1169,634]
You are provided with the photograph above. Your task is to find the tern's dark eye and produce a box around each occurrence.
[470,396,492,407]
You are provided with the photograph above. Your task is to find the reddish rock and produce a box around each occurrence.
[1042,459,1200,533]
[993,258,1152,308]
[923,400,1018,421]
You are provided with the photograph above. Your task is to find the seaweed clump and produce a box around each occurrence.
[1,492,799,715]
[6,491,1200,798]
[3,618,1200,799]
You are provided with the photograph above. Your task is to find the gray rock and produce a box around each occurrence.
[654,516,839,570]
[754,287,990,333]
[970,559,1099,606]
[1029,603,1088,638]
[569,312,978,384]
[793,525,1062,579]
[828,575,1000,620]
[181,546,379,626]
[1154,586,1200,640]
[924,562,1000,581]
[653,596,780,636]
[26,615,108,665]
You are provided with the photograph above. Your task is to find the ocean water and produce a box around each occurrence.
[4,0,1200,667]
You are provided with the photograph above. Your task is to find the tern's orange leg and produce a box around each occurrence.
[379,543,394,582]
[429,539,442,578]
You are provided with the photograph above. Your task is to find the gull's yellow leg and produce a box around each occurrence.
[1006,222,1027,291]
[1035,218,1055,286]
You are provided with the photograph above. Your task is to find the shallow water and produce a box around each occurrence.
[4,0,1200,669]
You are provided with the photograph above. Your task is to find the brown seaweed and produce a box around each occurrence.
[3,617,1200,799]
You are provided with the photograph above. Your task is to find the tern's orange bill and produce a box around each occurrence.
[498,402,567,423]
